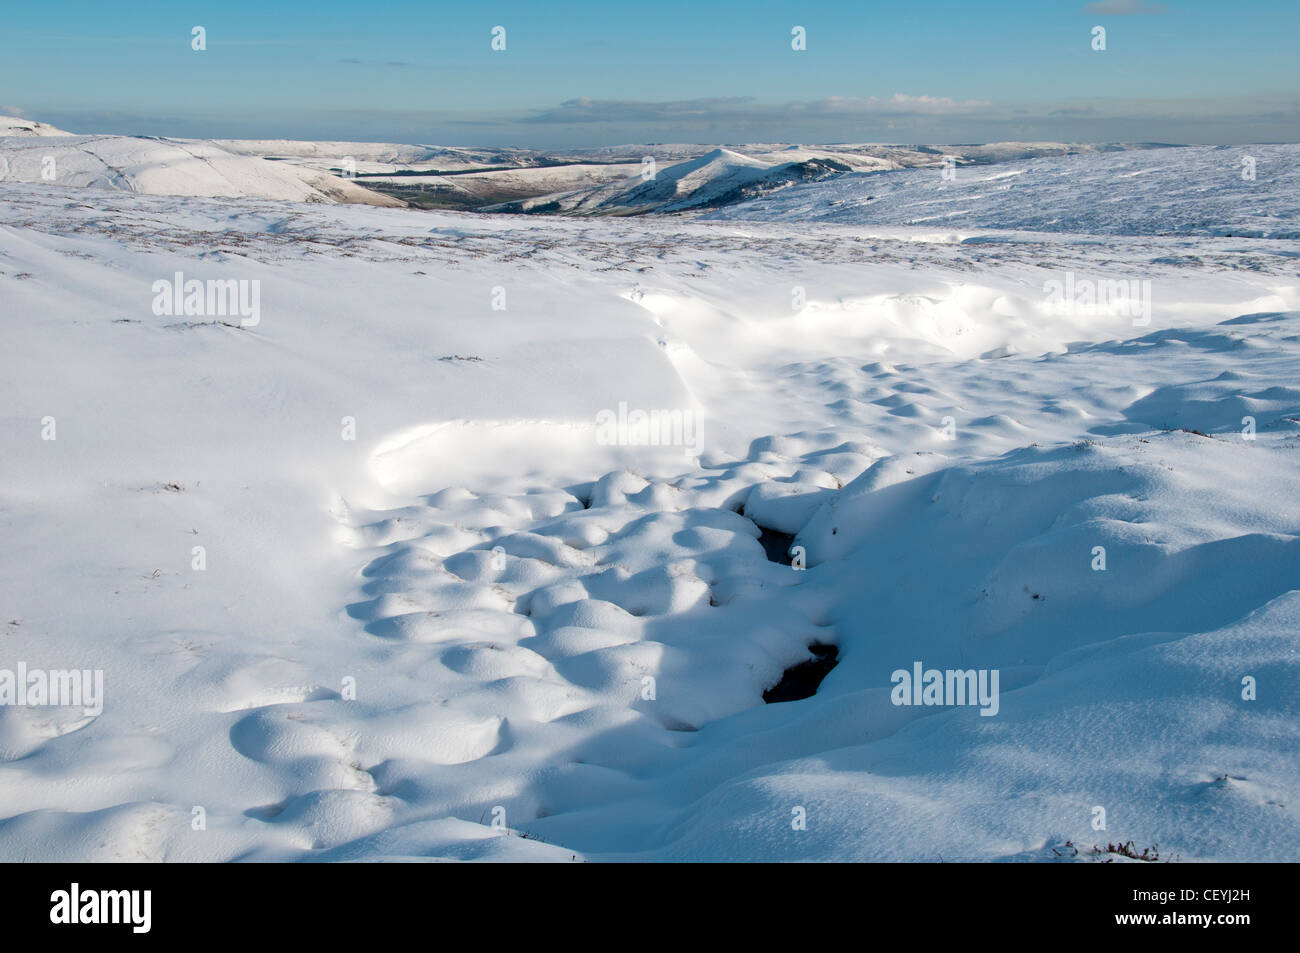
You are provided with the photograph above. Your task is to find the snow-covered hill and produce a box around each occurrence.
[1,118,1185,215]
[486,147,816,214]
[206,139,545,175]
[0,119,402,206]
[709,143,1300,238]
[0,116,74,137]
[482,142,1171,216]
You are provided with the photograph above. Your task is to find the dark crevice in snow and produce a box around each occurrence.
[754,524,797,564]
[564,482,594,509]
[763,643,839,704]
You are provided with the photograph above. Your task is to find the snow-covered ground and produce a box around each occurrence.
[0,144,1297,861]
[0,118,400,206]
[710,144,1300,238]
[480,142,1169,216]
[1,121,1177,217]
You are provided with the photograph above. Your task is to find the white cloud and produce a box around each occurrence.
[1082,0,1168,14]
[521,95,992,124]
[806,94,993,116]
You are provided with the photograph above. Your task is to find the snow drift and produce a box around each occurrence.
[0,143,1297,862]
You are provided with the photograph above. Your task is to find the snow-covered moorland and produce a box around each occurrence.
[0,118,401,206]
[0,142,1297,861]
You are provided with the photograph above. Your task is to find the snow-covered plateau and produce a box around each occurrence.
[0,141,1297,862]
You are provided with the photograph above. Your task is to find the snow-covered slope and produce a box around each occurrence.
[0,116,74,137]
[483,142,1173,217]
[1,150,1298,862]
[488,148,855,215]
[206,139,544,175]
[709,143,1300,238]
[0,119,402,206]
[6,130,1156,215]
[356,163,644,211]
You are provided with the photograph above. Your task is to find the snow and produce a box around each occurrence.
[708,143,1300,238]
[475,142,1159,215]
[360,163,644,209]
[485,147,784,214]
[205,139,551,179]
[0,116,74,137]
[0,127,1172,217]
[0,118,402,206]
[0,141,1298,862]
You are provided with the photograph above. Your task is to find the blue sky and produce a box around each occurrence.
[2,0,1296,146]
